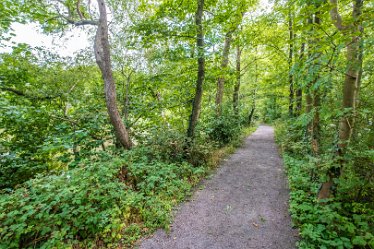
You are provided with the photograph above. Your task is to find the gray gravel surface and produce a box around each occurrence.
[138,125,298,249]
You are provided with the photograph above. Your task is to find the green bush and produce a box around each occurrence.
[276,119,374,249]
[0,158,137,248]
[204,113,243,147]
[143,128,186,162]
[282,153,374,249]
[0,151,206,248]
[141,127,217,167]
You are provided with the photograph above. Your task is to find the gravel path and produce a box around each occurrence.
[138,125,298,249]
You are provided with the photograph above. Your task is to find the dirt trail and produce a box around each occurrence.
[138,125,298,249]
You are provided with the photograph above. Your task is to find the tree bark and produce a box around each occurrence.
[248,48,258,124]
[311,13,321,155]
[233,45,241,116]
[318,0,363,199]
[216,32,233,116]
[305,10,321,156]
[187,0,205,139]
[305,17,314,117]
[248,107,255,125]
[337,0,363,151]
[94,0,132,149]
[288,10,294,117]
[295,42,305,116]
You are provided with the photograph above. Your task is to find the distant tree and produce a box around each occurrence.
[187,0,205,140]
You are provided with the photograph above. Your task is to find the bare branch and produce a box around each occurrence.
[54,4,97,26]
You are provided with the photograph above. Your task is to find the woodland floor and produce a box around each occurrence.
[137,125,299,249]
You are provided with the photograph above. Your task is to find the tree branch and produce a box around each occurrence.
[0,87,25,96]
[65,18,98,26]
[1,87,59,100]
[76,0,84,20]
[330,0,348,31]
[240,55,272,73]
[1,82,78,100]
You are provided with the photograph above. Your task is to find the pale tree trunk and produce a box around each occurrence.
[216,32,233,116]
[187,0,205,139]
[94,0,132,149]
[233,45,241,116]
[318,0,364,199]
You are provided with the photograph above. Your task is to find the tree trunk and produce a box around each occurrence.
[288,10,294,117]
[305,11,321,156]
[318,0,363,199]
[248,48,258,124]
[248,107,255,125]
[233,45,241,116]
[311,13,321,155]
[216,32,233,116]
[94,0,132,149]
[338,38,362,151]
[187,0,205,139]
[295,43,305,116]
[305,17,314,117]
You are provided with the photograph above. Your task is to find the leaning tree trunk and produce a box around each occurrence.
[94,0,132,149]
[216,32,233,116]
[233,45,241,116]
[187,0,205,139]
[318,0,363,199]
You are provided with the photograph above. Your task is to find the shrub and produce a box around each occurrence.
[204,113,243,147]
[0,152,206,248]
[0,158,138,248]
[283,153,374,249]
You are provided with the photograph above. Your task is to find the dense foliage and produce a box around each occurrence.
[276,122,373,248]
[0,0,372,248]
[0,148,206,248]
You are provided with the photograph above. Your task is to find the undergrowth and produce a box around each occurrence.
[0,124,257,248]
[275,121,374,249]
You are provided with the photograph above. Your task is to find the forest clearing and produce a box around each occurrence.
[0,0,373,248]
